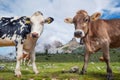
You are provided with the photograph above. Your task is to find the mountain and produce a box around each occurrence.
[57,38,84,53]
[44,40,63,54]
[36,38,84,54]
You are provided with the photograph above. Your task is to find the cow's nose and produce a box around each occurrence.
[74,31,82,38]
[32,32,38,38]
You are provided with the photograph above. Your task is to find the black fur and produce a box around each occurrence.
[0,16,31,40]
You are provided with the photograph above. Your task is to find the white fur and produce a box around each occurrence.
[31,51,39,74]
[10,17,19,22]
[15,42,23,77]
[30,13,44,37]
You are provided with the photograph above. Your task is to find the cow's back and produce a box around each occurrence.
[86,19,120,52]
[0,16,31,47]
[90,19,120,48]
[0,17,31,40]
[104,19,120,48]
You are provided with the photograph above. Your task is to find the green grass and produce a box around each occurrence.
[0,62,120,80]
[35,49,120,62]
[1,48,120,80]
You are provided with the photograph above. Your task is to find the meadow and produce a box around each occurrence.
[0,62,120,80]
[0,49,120,80]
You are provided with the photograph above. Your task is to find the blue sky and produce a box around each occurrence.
[0,0,120,56]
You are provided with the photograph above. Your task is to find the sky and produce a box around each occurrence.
[0,0,120,56]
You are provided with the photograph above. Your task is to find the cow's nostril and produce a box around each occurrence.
[79,32,82,35]
[74,31,82,38]
[74,32,79,36]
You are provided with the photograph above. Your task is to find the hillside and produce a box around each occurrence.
[57,38,84,53]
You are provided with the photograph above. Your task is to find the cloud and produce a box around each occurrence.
[0,0,119,54]
[101,0,120,19]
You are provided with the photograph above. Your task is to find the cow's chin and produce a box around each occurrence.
[74,36,84,45]
[75,36,81,38]
[75,35,84,38]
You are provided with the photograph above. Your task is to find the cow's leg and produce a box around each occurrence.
[102,41,113,80]
[23,58,26,65]
[27,59,31,66]
[15,43,23,77]
[30,50,39,74]
[80,51,91,74]
[20,58,23,65]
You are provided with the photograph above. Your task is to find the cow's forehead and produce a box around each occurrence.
[31,11,44,18]
[32,11,43,16]
[73,14,85,22]
[31,13,44,22]
[73,10,88,21]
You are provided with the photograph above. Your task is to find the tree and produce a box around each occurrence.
[44,44,51,55]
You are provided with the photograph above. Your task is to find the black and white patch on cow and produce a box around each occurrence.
[0,16,31,43]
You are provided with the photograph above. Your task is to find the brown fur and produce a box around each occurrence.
[22,53,30,60]
[83,19,120,54]
[76,10,88,16]
[99,56,105,62]
[21,53,31,65]
[65,10,120,80]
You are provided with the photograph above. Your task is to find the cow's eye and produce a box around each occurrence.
[84,18,88,22]
[84,16,89,22]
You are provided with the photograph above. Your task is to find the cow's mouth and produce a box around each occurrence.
[74,33,84,38]
[74,35,81,38]
[30,33,39,38]
[74,33,81,38]
[32,35,39,38]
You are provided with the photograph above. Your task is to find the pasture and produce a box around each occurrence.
[0,62,120,80]
[0,49,120,80]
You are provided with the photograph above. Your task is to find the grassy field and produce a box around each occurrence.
[0,49,120,80]
[0,62,120,80]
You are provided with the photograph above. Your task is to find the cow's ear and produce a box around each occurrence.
[25,18,31,24]
[45,17,54,24]
[64,18,73,24]
[90,12,101,21]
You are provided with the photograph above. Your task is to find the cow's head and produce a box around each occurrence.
[28,11,54,38]
[64,10,101,38]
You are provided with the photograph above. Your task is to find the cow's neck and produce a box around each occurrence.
[83,22,101,53]
[25,34,38,47]
[83,36,93,53]
[23,34,38,52]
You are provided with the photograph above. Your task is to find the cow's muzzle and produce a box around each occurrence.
[31,32,39,38]
[74,30,85,38]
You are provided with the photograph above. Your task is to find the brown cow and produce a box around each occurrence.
[64,10,120,80]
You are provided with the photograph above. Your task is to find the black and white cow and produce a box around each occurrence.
[0,11,54,77]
